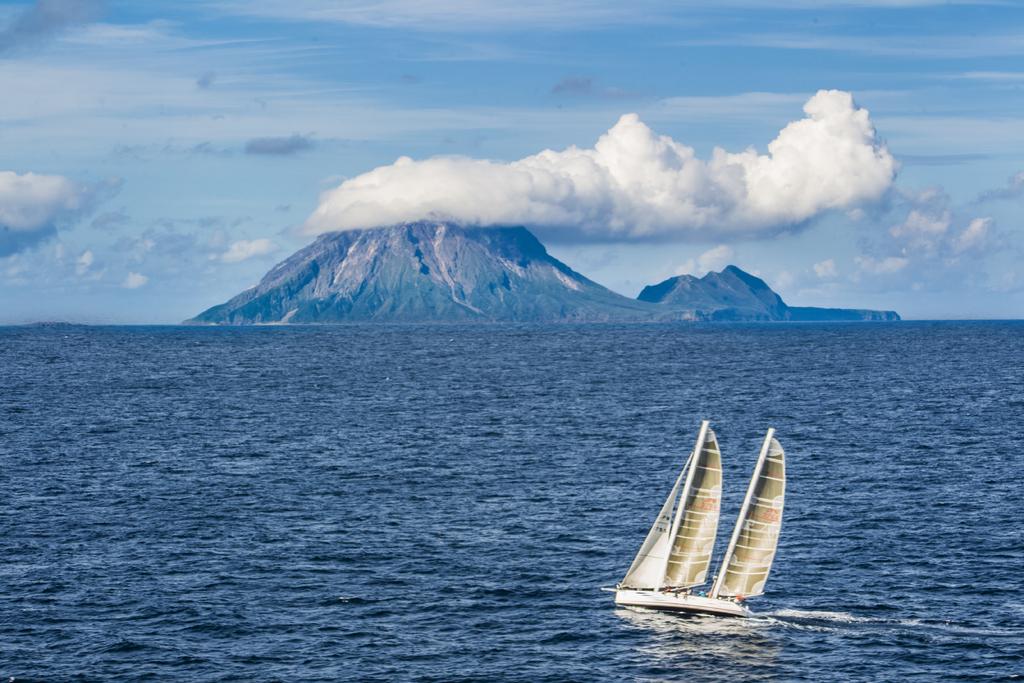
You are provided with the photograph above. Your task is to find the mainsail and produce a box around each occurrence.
[661,425,723,588]
[711,430,785,599]
[619,421,722,590]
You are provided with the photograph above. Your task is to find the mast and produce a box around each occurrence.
[618,451,692,589]
[657,419,710,589]
[710,428,774,599]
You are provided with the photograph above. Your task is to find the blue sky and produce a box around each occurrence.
[1,0,1023,322]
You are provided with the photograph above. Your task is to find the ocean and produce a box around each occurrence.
[1,322,1022,681]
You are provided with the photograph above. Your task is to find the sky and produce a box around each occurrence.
[1,0,1023,322]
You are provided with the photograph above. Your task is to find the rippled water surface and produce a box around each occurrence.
[2,322,1022,681]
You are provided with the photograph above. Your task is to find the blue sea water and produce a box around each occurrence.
[1,322,1022,681]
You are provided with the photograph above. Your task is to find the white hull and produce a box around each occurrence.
[614,588,751,618]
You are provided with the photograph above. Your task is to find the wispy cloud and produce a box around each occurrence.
[952,217,992,254]
[974,171,1024,203]
[550,76,632,99]
[551,76,595,96]
[898,153,992,167]
[244,133,316,155]
[108,141,233,161]
[221,238,277,262]
[211,0,669,31]
[875,115,1024,154]
[121,271,148,289]
[60,19,265,51]
[652,92,806,120]
[189,141,233,156]
[855,255,909,275]
[675,245,735,276]
[0,0,100,55]
[677,31,1024,59]
[60,20,177,46]
[90,208,129,230]
[196,70,216,89]
[950,71,1024,81]
[211,0,998,32]
[813,258,838,279]
[75,248,94,275]
[0,59,606,155]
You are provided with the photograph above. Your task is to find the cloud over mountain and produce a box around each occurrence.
[305,90,896,242]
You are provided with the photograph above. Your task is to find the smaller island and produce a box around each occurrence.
[639,265,900,322]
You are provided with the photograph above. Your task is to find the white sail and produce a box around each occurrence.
[660,424,723,588]
[711,430,785,599]
[619,461,689,590]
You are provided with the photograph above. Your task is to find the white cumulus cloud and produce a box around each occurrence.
[221,238,277,263]
[305,89,896,241]
[0,170,89,255]
[889,208,951,254]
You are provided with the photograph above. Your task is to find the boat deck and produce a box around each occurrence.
[614,588,751,618]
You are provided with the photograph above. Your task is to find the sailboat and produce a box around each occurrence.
[613,421,786,618]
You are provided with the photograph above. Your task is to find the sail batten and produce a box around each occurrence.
[660,423,723,589]
[620,420,724,591]
[711,431,785,599]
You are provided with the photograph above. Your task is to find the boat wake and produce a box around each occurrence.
[761,608,924,631]
[762,609,1019,638]
[766,608,868,623]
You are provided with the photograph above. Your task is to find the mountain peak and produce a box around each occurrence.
[638,264,786,319]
